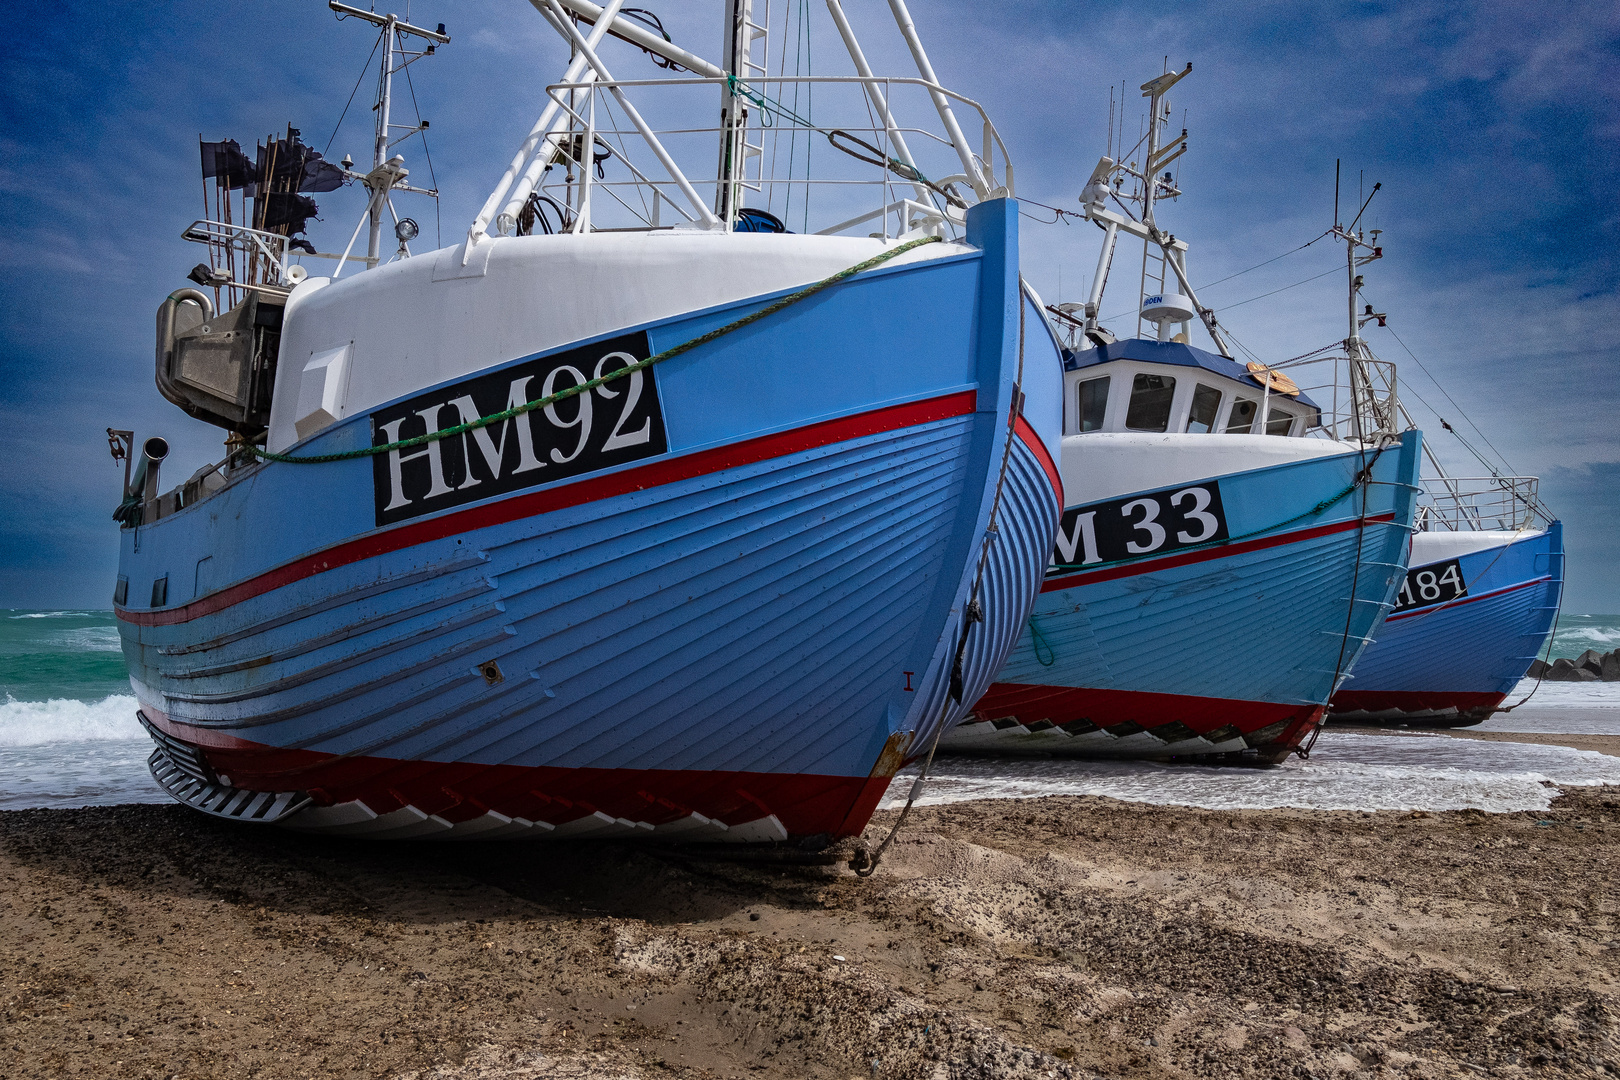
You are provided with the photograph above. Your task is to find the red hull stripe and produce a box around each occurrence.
[1013,415,1063,504]
[973,681,1320,739]
[140,708,889,838]
[1041,511,1398,593]
[1382,575,1549,622]
[1329,690,1508,716]
[119,390,977,628]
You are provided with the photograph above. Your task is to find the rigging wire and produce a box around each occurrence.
[1098,262,1340,326]
[399,51,441,248]
[324,31,383,156]
[1217,265,1342,313]
[1196,230,1332,292]
[1370,311,1519,476]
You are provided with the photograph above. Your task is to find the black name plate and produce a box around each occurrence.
[1052,481,1230,570]
[1391,558,1467,613]
[371,332,667,526]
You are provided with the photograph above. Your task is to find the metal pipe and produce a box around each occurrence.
[884,0,988,198]
[551,0,726,78]
[368,15,397,265]
[1084,220,1119,333]
[130,436,169,508]
[1155,235,1232,358]
[470,0,625,243]
[825,0,929,205]
[538,0,720,229]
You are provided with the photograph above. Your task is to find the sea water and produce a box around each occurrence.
[2,609,1618,814]
[0,610,162,809]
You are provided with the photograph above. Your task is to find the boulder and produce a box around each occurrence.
[1576,649,1606,676]
[1603,650,1620,682]
[1525,658,1552,679]
[1547,658,1587,682]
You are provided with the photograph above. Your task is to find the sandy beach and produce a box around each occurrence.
[3,765,1617,1080]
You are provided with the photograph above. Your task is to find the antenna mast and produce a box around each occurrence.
[1331,176,1394,440]
[328,2,448,269]
[1076,63,1234,357]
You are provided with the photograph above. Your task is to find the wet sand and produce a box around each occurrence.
[1419,731,1620,758]
[3,782,1617,1079]
[1348,728,1620,758]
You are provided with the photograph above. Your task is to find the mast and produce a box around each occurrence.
[1331,171,1386,441]
[370,12,397,263]
[1077,63,1232,357]
[327,2,448,271]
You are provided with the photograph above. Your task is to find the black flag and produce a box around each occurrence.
[200,139,254,189]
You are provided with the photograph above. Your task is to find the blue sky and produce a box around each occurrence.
[2,0,1616,610]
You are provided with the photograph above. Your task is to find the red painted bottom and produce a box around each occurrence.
[1328,689,1507,725]
[970,682,1324,760]
[141,709,894,839]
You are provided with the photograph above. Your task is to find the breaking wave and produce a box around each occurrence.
[0,694,145,747]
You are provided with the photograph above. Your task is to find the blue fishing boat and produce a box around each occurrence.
[110,0,1062,840]
[943,66,1421,762]
[1329,479,1563,725]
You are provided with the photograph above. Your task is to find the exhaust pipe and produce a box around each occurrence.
[115,436,170,527]
[132,437,170,505]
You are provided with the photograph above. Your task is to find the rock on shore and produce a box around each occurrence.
[1526,647,1620,681]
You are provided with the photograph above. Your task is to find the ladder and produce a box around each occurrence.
[719,0,771,223]
[1137,238,1169,339]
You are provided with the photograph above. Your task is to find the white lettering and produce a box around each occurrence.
[1172,486,1220,543]
[543,365,593,464]
[379,409,454,511]
[443,377,547,490]
[1054,510,1102,566]
[594,352,651,452]
[1122,498,1167,554]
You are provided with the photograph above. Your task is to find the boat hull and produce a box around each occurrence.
[944,430,1422,762]
[1328,523,1563,726]
[116,200,1063,840]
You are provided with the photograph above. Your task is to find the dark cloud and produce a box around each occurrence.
[0,0,1614,608]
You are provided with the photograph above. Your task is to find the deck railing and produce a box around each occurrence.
[1282,350,1403,443]
[484,75,1012,242]
[1416,475,1546,532]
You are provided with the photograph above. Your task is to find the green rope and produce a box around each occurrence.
[1048,445,1389,575]
[1029,614,1056,668]
[246,235,942,465]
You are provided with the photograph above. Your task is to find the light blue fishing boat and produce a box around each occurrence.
[1330,480,1563,725]
[944,64,1421,762]
[110,1,1063,840]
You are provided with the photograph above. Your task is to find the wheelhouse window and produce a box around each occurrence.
[1077,376,1110,433]
[1266,410,1295,436]
[1185,384,1222,434]
[1124,373,1176,432]
[1225,397,1257,434]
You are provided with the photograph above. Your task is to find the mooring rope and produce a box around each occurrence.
[850,279,1033,878]
[241,234,943,466]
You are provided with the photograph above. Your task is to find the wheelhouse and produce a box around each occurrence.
[1063,339,1322,438]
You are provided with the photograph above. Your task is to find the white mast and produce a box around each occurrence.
[1077,63,1233,357]
[327,2,448,270]
[369,12,396,263]
[1331,168,1394,440]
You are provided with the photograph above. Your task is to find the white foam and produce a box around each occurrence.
[42,626,124,653]
[888,732,1620,815]
[0,695,145,746]
[1504,678,1620,708]
[5,611,103,619]
[1558,626,1620,649]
